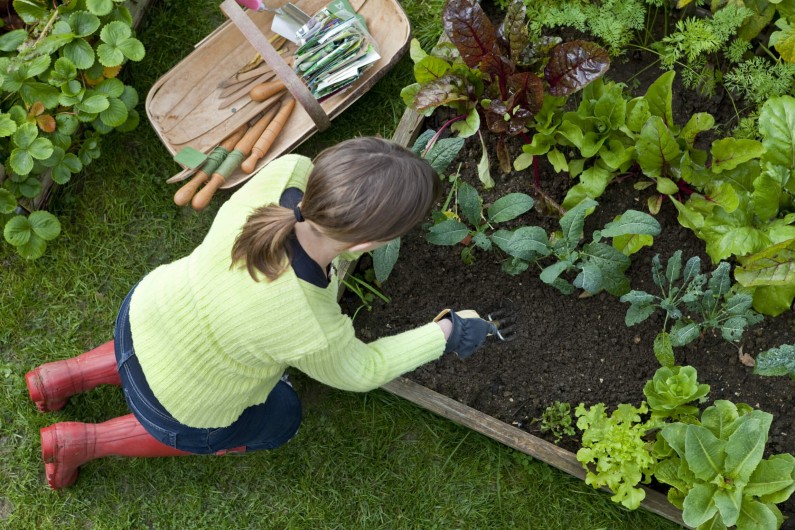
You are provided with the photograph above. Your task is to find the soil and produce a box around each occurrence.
[339,33,795,526]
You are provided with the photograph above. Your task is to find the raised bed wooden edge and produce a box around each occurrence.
[371,104,688,529]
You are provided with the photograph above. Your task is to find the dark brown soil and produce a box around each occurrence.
[340,45,795,525]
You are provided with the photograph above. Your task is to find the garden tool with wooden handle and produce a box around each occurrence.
[173,125,247,206]
[433,309,516,358]
[241,97,296,173]
[191,103,282,211]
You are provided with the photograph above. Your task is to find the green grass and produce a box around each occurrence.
[0,0,681,528]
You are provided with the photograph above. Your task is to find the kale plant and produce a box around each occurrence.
[754,344,795,381]
[620,251,763,367]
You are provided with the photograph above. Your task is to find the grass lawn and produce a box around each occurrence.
[0,0,681,528]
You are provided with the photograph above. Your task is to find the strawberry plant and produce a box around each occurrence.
[0,0,144,259]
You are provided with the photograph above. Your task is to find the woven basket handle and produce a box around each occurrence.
[220,0,331,132]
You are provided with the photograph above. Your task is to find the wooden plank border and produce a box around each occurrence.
[364,104,688,528]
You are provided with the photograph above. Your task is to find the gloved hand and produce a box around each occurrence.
[434,309,498,359]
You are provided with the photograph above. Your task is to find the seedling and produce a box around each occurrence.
[533,401,576,444]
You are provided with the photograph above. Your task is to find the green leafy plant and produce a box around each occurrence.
[754,343,795,381]
[340,270,391,321]
[574,401,656,510]
[620,251,763,366]
[642,365,709,421]
[401,0,609,172]
[655,401,795,530]
[577,365,795,528]
[1,0,144,259]
[533,400,576,444]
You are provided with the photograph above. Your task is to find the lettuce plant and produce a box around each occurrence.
[642,365,709,421]
[1,0,144,259]
[620,250,763,366]
[656,401,795,530]
[401,0,609,172]
[574,401,656,510]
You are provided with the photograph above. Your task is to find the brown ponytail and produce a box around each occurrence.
[231,204,297,281]
[232,136,441,282]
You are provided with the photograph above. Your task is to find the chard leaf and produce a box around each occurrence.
[625,97,650,133]
[759,95,795,169]
[457,182,482,226]
[500,0,528,63]
[751,285,795,316]
[644,71,675,127]
[544,40,609,96]
[414,55,451,83]
[754,344,795,380]
[413,73,471,112]
[487,193,534,223]
[450,106,480,137]
[711,138,764,173]
[735,238,795,286]
[561,164,612,210]
[703,181,739,213]
[636,116,681,179]
[751,173,782,221]
[680,112,715,148]
[443,0,499,71]
[408,38,427,63]
[601,210,661,238]
[770,18,795,63]
[373,238,400,283]
[426,219,469,245]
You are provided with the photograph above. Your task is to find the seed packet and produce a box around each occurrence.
[292,0,380,99]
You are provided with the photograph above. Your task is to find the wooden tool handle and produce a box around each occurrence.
[234,104,281,156]
[174,172,210,206]
[191,173,225,211]
[241,98,296,173]
[249,80,286,102]
[173,125,246,206]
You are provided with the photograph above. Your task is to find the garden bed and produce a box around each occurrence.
[340,46,795,527]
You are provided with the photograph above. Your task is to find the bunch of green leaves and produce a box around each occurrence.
[574,401,657,510]
[340,270,391,321]
[425,177,535,266]
[642,365,709,421]
[494,198,660,296]
[401,0,609,172]
[620,251,763,366]
[514,77,636,210]
[0,0,144,259]
[654,400,795,530]
[675,95,795,316]
[652,4,752,97]
[520,0,647,56]
[532,401,576,444]
[754,343,795,381]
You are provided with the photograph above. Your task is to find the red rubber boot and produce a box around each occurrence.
[40,413,193,489]
[26,340,122,412]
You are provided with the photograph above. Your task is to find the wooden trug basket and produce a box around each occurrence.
[145,0,410,189]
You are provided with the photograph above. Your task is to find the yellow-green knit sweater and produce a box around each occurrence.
[129,154,445,428]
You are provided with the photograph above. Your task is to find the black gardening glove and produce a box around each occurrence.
[434,309,498,359]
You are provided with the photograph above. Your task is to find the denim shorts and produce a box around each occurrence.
[113,284,302,454]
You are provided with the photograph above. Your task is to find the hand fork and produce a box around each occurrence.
[486,309,517,342]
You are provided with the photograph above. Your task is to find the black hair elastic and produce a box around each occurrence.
[293,205,304,222]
